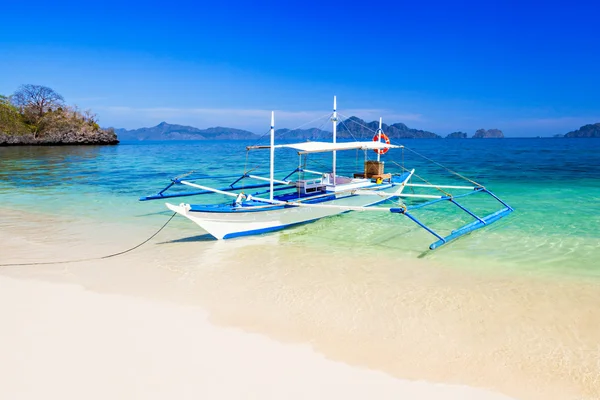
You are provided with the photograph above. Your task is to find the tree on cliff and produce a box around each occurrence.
[11,85,66,138]
[1,84,117,144]
[0,95,29,134]
[11,84,65,118]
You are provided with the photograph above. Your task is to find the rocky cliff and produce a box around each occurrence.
[0,127,118,146]
[1,85,119,146]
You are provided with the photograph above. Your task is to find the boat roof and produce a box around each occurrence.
[247,141,402,154]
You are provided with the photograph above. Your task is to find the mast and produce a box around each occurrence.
[377,117,383,162]
[269,111,275,200]
[332,96,337,185]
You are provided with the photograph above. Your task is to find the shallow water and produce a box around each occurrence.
[1,138,599,277]
[1,208,599,400]
[1,138,600,400]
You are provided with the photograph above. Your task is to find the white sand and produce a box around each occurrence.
[0,276,516,400]
[3,207,599,400]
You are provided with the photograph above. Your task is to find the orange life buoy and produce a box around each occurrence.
[372,132,390,155]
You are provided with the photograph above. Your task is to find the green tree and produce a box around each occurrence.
[2,85,106,139]
[10,85,68,137]
[0,94,30,134]
[12,84,65,117]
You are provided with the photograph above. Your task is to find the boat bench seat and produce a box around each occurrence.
[323,173,354,185]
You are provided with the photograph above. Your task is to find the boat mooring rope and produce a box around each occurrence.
[0,212,178,267]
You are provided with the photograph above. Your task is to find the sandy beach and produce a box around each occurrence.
[1,207,599,400]
[1,275,517,400]
[3,1,600,397]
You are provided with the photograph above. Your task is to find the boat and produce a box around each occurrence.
[141,97,513,250]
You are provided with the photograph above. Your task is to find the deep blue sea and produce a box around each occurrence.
[1,138,599,277]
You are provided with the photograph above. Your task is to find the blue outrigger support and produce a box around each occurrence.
[428,206,513,250]
[140,167,325,202]
[140,168,513,250]
[139,173,293,201]
[391,188,513,250]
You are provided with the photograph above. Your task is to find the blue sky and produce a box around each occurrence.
[1,0,599,136]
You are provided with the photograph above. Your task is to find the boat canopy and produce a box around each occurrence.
[247,141,402,154]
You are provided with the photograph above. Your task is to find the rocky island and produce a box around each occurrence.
[446,131,468,139]
[0,84,118,146]
[473,128,504,138]
[563,123,600,138]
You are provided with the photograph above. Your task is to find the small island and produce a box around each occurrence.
[445,131,468,139]
[472,128,504,139]
[563,123,600,138]
[443,130,504,139]
[0,84,118,146]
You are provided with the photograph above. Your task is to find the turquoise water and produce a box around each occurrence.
[1,138,599,277]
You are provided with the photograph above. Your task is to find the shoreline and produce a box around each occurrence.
[0,142,119,146]
[1,207,599,400]
[0,132,119,146]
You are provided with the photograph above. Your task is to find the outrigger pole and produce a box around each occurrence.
[141,168,513,250]
[377,117,383,162]
[247,184,513,250]
[270,111,275,200]
[332,96,337,186]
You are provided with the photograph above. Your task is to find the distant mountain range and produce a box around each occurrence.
[113,119,600,141]
[337,116,440,139]
[274,127,330,140]
[114,122,257,141]
[113,117,443,141]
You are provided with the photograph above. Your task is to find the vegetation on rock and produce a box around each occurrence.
[0,84,118,145]
[0,95,30,135]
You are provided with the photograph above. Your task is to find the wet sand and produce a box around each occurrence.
[1,207,599,400]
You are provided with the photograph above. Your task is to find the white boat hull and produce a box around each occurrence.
[166,191,393,240]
